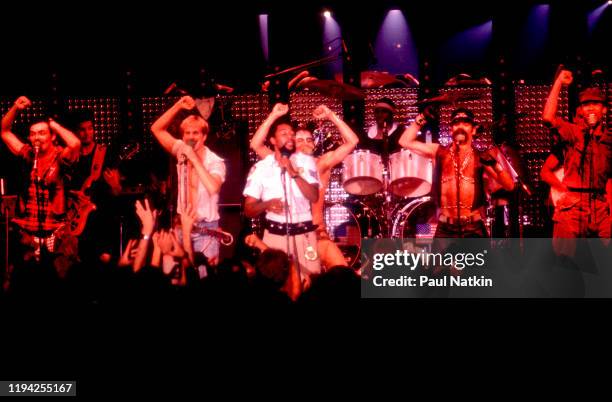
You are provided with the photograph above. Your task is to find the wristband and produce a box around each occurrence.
[415,114,427,126]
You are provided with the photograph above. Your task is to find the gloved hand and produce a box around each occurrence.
[479,150,498,167]
[422,104,439,122]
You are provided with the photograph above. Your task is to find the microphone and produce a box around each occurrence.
[33,145,40,171]
[32,145,40,182]
[279,147,292,175]
[180,139,197,164]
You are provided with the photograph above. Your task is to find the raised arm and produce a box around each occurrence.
[249,103,288,159]
[133,199,158,273]
[543,70,573,126]
[151,96,196,153]
[313,105,359,171]
[49,118,81,162]
[1,96,30,155]
[398,113,439,158]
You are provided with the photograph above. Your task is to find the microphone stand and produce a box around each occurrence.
[280,167,301,287]
[33,150,44,260]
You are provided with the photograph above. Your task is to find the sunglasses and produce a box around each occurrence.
[451,118,474,125]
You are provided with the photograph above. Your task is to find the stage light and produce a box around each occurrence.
[374,9,418,75]
[322,9,343,76]
[517,5,550,68]
[258,14,269,62]
[588,2,609,34]
[608,1,611,6]
[440,20,492,66]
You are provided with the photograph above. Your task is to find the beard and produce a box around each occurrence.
[452,128,468,144]
[279,140,295,157]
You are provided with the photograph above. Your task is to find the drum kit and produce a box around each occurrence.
[325,148,437,267]
[297,78,440,267]
[300,76,526,267]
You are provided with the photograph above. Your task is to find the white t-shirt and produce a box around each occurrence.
[243,152,320,223]
[173,140,226,222]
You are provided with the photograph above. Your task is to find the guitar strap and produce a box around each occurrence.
[85,144,107,189]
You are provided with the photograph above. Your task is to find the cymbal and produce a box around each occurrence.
[300,79,365,100]
[443,73,492,86]
[415,92,485,106]
[361,71,405,88]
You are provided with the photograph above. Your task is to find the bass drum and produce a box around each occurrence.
[324,201,382,267]
[391,196,438,239]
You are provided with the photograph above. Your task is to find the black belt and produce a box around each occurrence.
[265,220,316,236]
[568,187,605,195]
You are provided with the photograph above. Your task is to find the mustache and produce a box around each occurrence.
[452,128,468,137]
[281,139,295,148]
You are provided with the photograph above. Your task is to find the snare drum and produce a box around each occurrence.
[389,149,433,198]
[342,150,383,196]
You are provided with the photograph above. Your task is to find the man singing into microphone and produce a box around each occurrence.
[542,69,611,256]
[399,108,514,237]
[248,103,359,269]
[151,96,226,278]
[1,96,81,259]
[243,111,321,284]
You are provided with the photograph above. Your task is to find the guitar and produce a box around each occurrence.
[67,142,140,236]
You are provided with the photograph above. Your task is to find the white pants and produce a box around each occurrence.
[263,230,322,280]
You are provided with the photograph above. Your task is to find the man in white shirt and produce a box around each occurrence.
[151,96,226,278]
[243,113,321,283]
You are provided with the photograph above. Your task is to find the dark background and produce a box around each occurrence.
[0,0,609,95]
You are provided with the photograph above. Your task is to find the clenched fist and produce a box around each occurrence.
[14,96,32,110]
[313,105,333,120]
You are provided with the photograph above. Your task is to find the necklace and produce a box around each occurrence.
[449,146,473,183]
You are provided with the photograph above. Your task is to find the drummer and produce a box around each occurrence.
[359,97,407,157]
[249,103,359,268]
